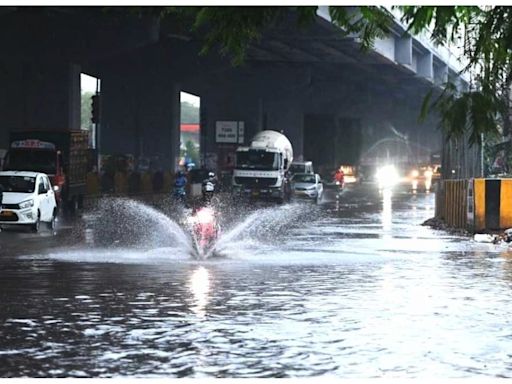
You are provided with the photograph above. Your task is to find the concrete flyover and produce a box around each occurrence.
[0,6,468,178]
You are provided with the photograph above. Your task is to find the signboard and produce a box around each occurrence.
[11,140,56,150]
[216,121,245,144]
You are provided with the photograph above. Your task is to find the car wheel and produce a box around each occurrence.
[31,211,41,233]
[47,209,57,230]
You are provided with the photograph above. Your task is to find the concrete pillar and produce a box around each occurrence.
[101,62,179,171]
[395,36,412,66]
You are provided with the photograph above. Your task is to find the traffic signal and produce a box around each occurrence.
[91,94,100,124]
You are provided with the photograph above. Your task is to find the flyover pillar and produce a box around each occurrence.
[100,64,179,171]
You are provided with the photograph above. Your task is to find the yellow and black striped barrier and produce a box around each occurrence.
[472,178,512,231]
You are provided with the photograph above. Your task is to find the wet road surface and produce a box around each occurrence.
[1,183,512,378]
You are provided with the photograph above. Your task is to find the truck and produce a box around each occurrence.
[2,130,89,211]
[232,130,293,202]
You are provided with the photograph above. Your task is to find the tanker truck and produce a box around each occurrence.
[232,130,293,202]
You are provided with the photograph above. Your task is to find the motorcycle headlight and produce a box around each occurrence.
[19,199,34,209]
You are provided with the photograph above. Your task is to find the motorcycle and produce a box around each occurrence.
[186,206,220,258]
[334,180,344,199]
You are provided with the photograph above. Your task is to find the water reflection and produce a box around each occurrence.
[381,188,392,238]
[4,184,512,378]
[188,266,211,318]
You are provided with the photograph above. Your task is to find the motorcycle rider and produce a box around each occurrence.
[173,170,188,204]
[201,171,218,205]
[186,171,221,255]
[334,166,345,190]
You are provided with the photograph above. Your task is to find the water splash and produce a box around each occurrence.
[205,202,321,258]
[87,198,193,252]
[43,198,322,263]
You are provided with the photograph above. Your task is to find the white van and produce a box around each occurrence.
[289,161,314,175]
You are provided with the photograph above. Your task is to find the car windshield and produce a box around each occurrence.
[5,150,56,174]
[293,174,316,183]
[0,175,36,193]
[236,150,279,170]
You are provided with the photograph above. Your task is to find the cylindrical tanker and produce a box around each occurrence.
[232,130,294,202]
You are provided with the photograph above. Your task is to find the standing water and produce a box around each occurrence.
[2,186,512,378]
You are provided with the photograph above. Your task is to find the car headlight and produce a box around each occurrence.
[19,199,34,209]
[376,165,400,187]
[307,185,316,190]
[411,170,419,178]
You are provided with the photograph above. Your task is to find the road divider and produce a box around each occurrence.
[437,178,512,231]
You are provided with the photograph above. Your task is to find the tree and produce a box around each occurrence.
[166,7,393,65]
[81,91,94,131]
[400,6,509,146]
[181,101,200,124]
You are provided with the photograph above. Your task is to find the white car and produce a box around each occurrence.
[0,171,57,232]
[292,173,324,202]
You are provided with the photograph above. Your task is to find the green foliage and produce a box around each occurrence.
[191,7,288,65]
[400,6,512,146]
[181,101,200,124]
[81,91,94,131]
[159,6,391,65]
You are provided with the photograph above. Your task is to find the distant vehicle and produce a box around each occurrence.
[2,130,88,211]
[292,173,323,202]
[339,165,358,184]
[289,161,314,176]
[407,164,435,192]
[0,171,58,232]
[375,164,401,189]
[232,130,293,203]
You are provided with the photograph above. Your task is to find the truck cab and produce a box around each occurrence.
[2,131,88,211]
[289,161,314,176]
[3,140,64,202]
[232,130,293,202]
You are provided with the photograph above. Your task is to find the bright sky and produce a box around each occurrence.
[81,73,97,93]
[181,91,200,107]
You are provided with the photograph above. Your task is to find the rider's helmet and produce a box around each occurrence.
[208,172,215,178]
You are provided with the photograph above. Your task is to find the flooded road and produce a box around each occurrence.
[1,183,512,378]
